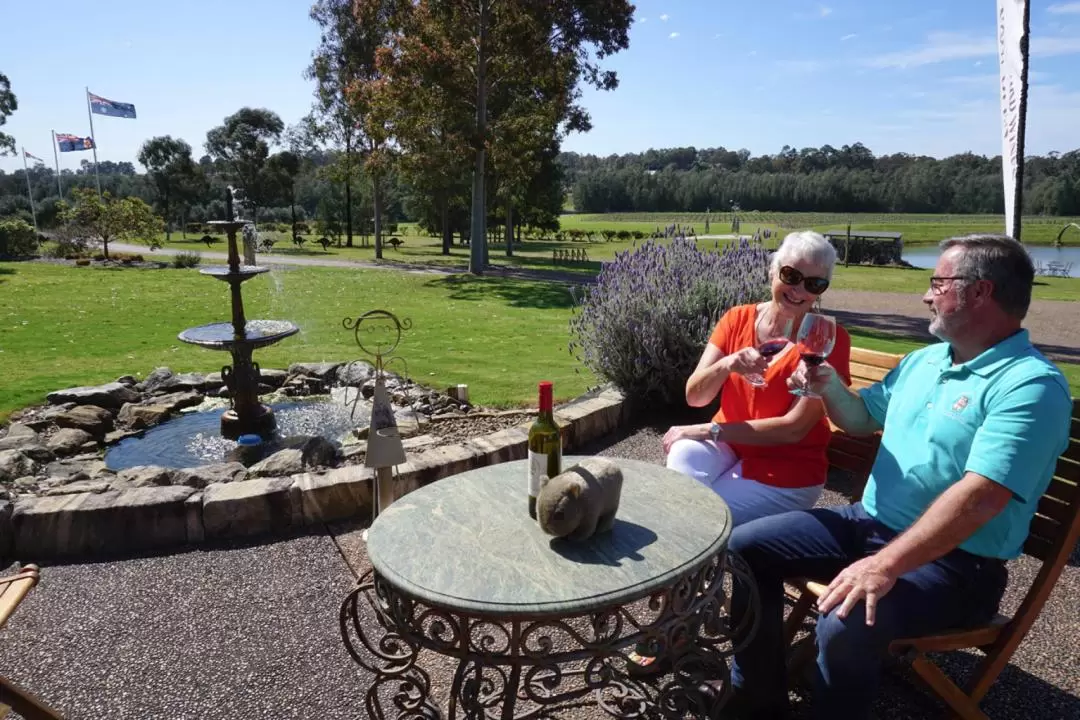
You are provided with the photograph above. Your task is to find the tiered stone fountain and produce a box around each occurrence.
[177,193,298,439]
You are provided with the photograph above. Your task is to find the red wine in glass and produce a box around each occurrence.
[744,316,794,388]
[791,313,837,398]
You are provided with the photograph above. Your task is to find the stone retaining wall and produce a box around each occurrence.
[5,387,629,562]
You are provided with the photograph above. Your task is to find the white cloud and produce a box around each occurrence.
[659,13,669,22]
[974,60,983,67]
[1048,2,1080,14]
[841,33,857,41]
[866,32,994,68]
[669,32,680,39]
[867,31,1080,69]
[820,6,833,17]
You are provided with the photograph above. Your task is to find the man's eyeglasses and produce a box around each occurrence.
[928,276,974,295]
[779,265,830,295]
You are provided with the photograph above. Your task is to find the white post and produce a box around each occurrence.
[21,148,39,236]
[85,88,102,197]
[51,131,64,200]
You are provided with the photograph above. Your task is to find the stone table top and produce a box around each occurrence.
[366,456,732,617]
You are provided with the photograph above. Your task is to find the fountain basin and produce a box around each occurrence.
[200,265,271,282]
[178,320,299,350]
[104,398,366,470]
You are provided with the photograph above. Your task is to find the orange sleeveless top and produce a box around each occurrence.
[708,304,852,488]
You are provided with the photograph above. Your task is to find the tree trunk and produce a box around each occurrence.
[290,193,297,241]
[505,199,513,257]
[102,238,110,260]
[181,207,187,240]
[440,196,452,255]
[345,141,354,248]
[468,0,489,275]
[164,189,172,243]
[373,176,384,260]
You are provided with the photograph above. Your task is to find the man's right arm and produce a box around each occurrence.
[821,372,883,436]
[791,363,887,436]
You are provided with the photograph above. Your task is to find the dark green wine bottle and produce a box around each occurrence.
[528,381,561,519]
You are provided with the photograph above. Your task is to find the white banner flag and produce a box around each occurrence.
[997,0,1029,240]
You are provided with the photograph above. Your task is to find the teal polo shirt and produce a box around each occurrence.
[858,329,1071,560]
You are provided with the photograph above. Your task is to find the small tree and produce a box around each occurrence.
[0,217,36,257]
[0,72,16,155]
[59,188,164,260]
[137,135,199,242]
[205,108,284,224]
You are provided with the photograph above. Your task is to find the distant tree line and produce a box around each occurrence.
[562,144,1080,216]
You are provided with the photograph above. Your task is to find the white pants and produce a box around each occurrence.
[666,438,823,526]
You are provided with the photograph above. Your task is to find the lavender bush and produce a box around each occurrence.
[569,236,771,409]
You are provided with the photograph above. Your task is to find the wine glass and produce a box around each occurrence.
[790,313,837,398]
[744,316,794,388]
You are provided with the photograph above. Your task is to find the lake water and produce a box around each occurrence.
[902,245,1080,278]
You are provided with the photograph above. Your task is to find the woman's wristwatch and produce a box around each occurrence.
[709,422,722,443]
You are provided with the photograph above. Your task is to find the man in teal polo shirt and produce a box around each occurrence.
[722,235,1072,720]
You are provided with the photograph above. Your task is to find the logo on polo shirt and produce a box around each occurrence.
[952,395,970,413]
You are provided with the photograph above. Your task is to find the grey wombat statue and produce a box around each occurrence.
[537,457,623,542]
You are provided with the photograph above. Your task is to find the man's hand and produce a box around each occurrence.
[662,424,710,454]
[788,360,839,396]
[816,555,898,626]
[725,347,769,379]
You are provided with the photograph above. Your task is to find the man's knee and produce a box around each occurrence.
[815,605,889,661]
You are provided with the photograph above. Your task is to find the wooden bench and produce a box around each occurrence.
[0,565,65,718]
[783,347,1080,720]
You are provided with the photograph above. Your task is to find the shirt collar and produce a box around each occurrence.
[936,329,1032,377]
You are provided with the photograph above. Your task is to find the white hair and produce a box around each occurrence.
[769,230,838,278]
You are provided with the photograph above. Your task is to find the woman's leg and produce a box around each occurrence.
[665,438,740,488]
[711,463,824,526]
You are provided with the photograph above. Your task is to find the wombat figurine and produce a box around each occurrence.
[537,457,623,542]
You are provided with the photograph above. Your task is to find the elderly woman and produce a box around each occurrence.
[663,230,852,526]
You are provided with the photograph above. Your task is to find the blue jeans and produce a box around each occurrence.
[728,503,1008,719]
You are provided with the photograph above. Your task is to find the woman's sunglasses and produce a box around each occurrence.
[779,265,830,295]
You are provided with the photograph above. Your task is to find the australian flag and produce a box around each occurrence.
[88,92,137,119]
[56,133,96,152]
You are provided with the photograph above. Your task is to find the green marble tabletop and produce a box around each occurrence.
[366,456,732,617]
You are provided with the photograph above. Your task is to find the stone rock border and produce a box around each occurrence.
[2,386,628,562]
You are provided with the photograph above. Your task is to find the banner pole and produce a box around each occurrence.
[22,147,40,236]
[85,87,102,197]
[51,130,64,201]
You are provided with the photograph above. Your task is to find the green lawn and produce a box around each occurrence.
[0,261,592,422]
[1,259,1076,423]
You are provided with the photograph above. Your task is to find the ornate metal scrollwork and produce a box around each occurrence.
[341,551,760,720]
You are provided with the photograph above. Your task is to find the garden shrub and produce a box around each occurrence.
[75,258,91,266]
[0,218,38,258]
[569,235,771,410]
[172,251,202,269]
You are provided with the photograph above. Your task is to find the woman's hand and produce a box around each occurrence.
[663,424,710,454]
[724,347,769,379]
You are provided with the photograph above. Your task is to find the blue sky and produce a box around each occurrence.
[2,0,1079,174]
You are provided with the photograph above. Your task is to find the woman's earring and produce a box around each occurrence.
[813,297,822,312]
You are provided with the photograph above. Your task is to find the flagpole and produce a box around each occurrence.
[21,148,40,236]
[85,87,102,197]
[51,130,64,201]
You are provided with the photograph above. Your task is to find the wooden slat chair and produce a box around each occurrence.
[0,565,65,719]
[784,396,1080,720]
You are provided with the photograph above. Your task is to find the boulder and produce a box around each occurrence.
[337,361,376,387]
[12,486,196,558]
[104,429,144,445]
[152,391,204,413]
[160,372,207,393]
[202,477,297,539]
[44,480,111,496]
[0,424,40,452]
[117,465,178,488]
[0,500,12,560]
[279,435,339,468]
[53,405,114,437]
[259,369,289,388]
[138,367,175,394]
[287,362,342,382]
[43,460,90,483]
[118,403,172,430]
[204,372,224,390]
[18,444,56,464]
[46,382,138,410]
[294,466,374,524]
[115,375,138,386]
[47,428,95,457]
[0,450,37,483]
[174,462,247,489]
[248,449,305,478]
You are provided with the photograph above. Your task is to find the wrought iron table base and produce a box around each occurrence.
[341,552,758,720]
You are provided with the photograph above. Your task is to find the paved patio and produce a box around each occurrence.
[2,426,1077,719]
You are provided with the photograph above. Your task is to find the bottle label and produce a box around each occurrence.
[528,448,560,496]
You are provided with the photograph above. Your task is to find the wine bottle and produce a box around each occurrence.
[528,381,562,519]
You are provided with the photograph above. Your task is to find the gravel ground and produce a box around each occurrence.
[1,424,1077,719]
